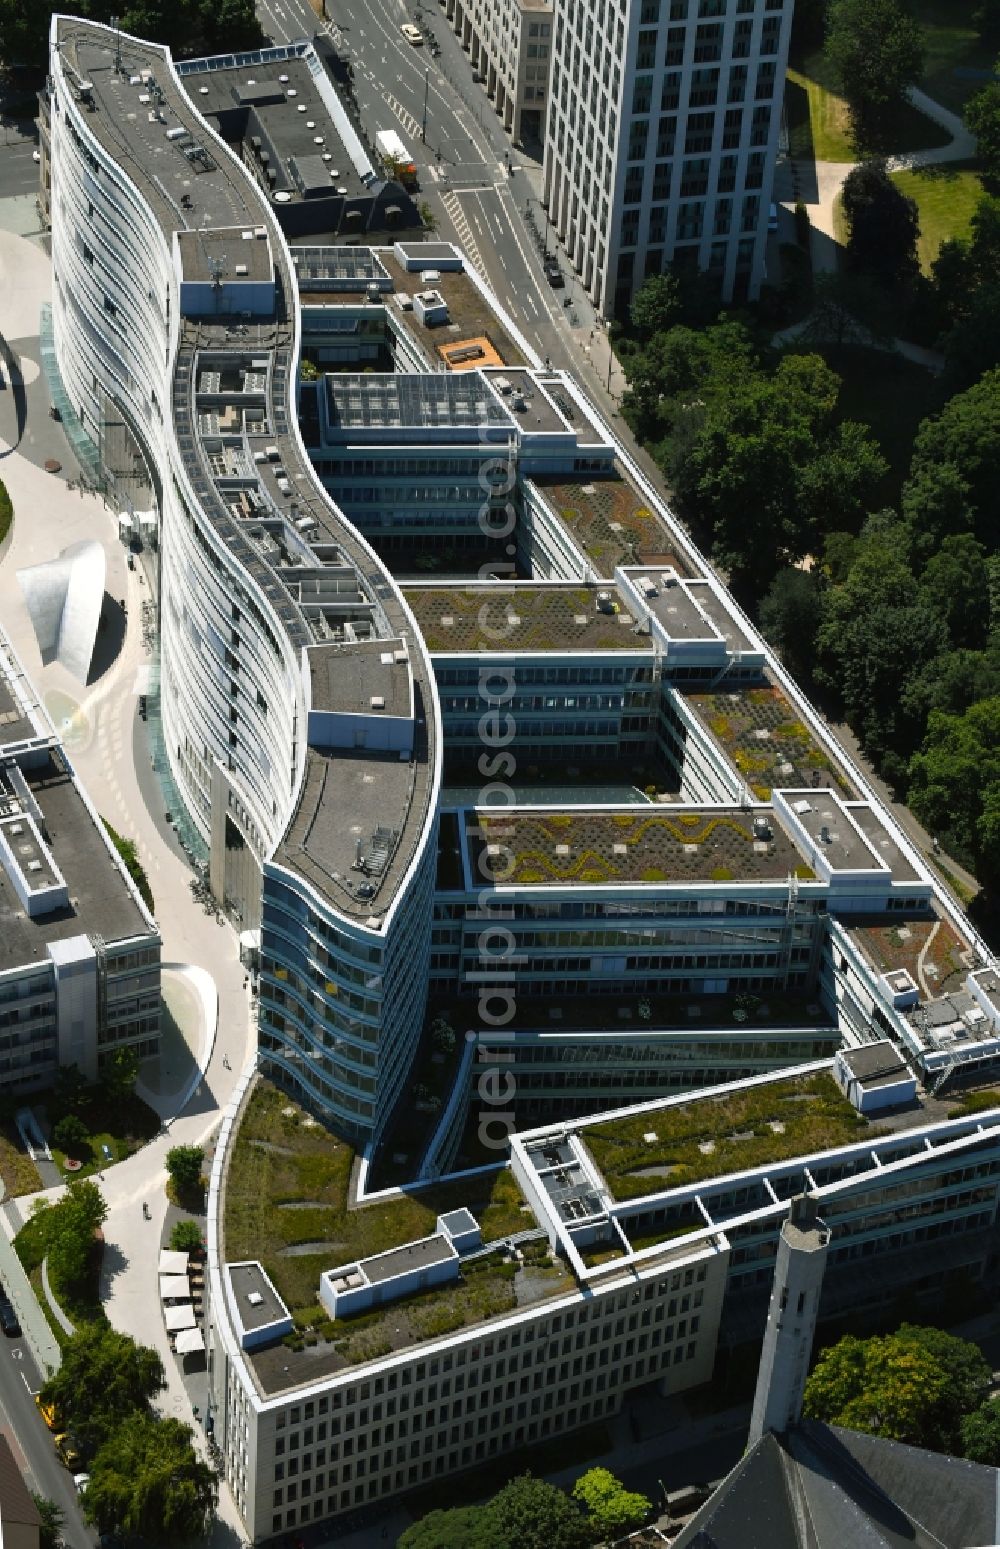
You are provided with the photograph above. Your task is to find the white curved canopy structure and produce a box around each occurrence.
[17,539,106,683]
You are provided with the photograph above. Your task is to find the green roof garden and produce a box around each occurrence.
[685,679,856,802]
[580,1072,869,1201]
[531,467,691,575]
[404,583,655,653]
[224,1082,571,1391]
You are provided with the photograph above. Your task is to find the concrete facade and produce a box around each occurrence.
[748,1195,830,1444]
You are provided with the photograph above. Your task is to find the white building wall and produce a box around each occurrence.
[543,0,794,316]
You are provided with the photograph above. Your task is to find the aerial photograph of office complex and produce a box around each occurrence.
[0,0,999,1545]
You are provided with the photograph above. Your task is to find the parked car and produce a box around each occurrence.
[401,23,423,44]
[0,1299,20,1338]
[73,1472,91,1495]
[768,201,779,232]
[35,1394,61,1432]
[543,259,564,288]
[55,1432,82,1469]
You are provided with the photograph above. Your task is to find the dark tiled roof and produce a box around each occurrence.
[672,1422,1000,1549]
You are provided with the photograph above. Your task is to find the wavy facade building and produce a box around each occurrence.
[47,18,441,1144]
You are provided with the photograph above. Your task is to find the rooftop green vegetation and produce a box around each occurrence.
[224,1083,569,1370]
[473,809,807,885]
[101,819,154,914]
[688,681,854,802]
[404,584,653,654]
[581,1072,868,1201]
[532,471,688,575]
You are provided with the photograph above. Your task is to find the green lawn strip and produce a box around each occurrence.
[0,1124,42,1196]
[581,1072,868,1202]
[100,818,155,914]
[224,1082,544,1322]
[911,0,994,115]
[891,163,985,274]
[48,1090,160,1182]
[0,477,12,545]
[787,46,952,163]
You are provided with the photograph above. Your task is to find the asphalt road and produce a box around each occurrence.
[0,1321,95,1545]
[257,0,602,375]
[0,132,40,199]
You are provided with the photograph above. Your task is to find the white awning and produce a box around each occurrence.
[164,1304,196,1332]
[158,1249,189,1276]
[174,1327,205,1354]
[159,1274,191,1301]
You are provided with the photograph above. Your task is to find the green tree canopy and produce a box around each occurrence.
[31,1495,64,1549]
[841,160,920,285]
[0,0,262,72]
[37,1178,108,1295]
[629,272,681,340]
[165,1144,204,1201]
[396,1506,497,1548]
[804,1324,991,1451]
[966,74,1000,185]
[826,0,925,153]
[84,1413,216,1545]
[483,1474,590,1549]
[902,370,1000,558]
[52,1113,89,1155]
[962,1400,1000,1463]
[169,1219,205,1254]
[40,1323,165,1453]
[758,566,825,685]
[917,534,992,649]
[571,1467,652,1539]
[908,696,1000,886]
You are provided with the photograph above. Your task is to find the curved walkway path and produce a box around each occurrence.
[777,84,978,276]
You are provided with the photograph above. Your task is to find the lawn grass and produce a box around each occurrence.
[0,1124,41,1197]
[910,0,995,115]
[46,1089,160,1183]
[786,46,951,163]
[891,163,985,273]
[223,1082,543,1317]
[581,1072,868,1202]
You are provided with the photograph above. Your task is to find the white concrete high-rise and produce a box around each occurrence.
[542,0,794,316]
[749,1193,830,1445]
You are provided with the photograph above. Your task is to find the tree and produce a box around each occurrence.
[918,534,991,650]
[629,272,680,340]
[397,1506,496,1548]
[0,0,262,72]
[43,1179,108,1296]
[826,0,925,153]
[40,1323,165,1453]
[52,1062,90,1119]
[841,160,919,286]
[52,1113,89,1156]
[966,74,1000,185]
[31,1494,64,1549]
[169,1219,205,1254]
[484,1474,590,1549]
[962,1400,1000,1463]
[909,697,1000,886]
[758,567,825,684]
[102,1046,139,1103]
[975,0,1000,49]
[83,1413,216,1545]
[165,1145,204,1203]
[572,1467,652,1540]
[902,371,1000,557]
[804,1324,991,1452]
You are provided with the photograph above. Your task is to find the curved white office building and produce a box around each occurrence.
[47,16,441,1142]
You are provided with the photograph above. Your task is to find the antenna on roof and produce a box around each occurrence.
[111,14,123,76]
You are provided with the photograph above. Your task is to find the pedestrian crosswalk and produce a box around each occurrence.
[441,191,487,278]
[383,91,421,142]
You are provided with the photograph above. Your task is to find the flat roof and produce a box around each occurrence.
[0,753,153,970]
[360,1234,454,1285]
[390,262,529,368]
[781,791,884,873]
[324,372,511,432]
[627,570,720,642]
[226,1261,290,1334]
[468,807,808,887]
[180,51,371,202]
[848,803,920,884]
[531,469,694,575]
[177,226,273,284]
[685,679,857,802]
[403,583,654,653]
[307,639,412,717]
[0,644,44,749]
[840,1043,911,1087]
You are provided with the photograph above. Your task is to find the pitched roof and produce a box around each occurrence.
[671,1420,1000,1549]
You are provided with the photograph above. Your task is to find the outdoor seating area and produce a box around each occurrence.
[158,1247,205,1357]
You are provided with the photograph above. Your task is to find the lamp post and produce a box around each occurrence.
[422,68,429,143]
